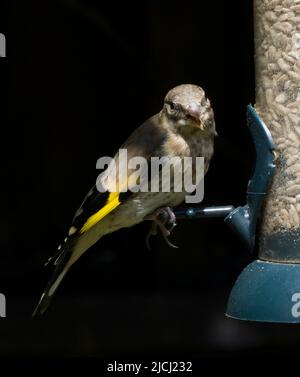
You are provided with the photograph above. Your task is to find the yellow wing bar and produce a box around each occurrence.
[80,192,120,234]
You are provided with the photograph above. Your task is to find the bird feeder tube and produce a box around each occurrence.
[226,0,300,323]
[254,0,300,262]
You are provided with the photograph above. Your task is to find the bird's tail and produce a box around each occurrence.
[33,226,106,317]
[32,247,73,317]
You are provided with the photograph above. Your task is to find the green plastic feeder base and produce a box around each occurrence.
[226,260,300,323]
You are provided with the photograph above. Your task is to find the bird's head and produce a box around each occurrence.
[162,84,217,136]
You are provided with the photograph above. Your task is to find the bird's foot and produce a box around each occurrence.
[144,207,178,249]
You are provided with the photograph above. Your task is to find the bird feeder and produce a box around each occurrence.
[226,0,300,323]
[177,0,300,323]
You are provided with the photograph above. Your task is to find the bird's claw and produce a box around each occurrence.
[144,207,178,249]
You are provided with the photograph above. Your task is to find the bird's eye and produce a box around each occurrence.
[166,102,175,113]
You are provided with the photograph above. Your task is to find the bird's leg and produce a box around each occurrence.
[145,221,158,250]
[144,207,178,249]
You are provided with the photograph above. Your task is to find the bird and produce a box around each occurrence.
[32,84,217,316]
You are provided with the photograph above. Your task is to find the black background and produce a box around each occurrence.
[1,0,300,371]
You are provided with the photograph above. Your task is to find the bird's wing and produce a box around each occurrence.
[67,114,168,235]
[45,113,168,252]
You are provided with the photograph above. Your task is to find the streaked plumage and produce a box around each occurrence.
[33,84,216,316]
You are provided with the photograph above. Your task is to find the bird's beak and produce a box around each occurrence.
[199,119,206,131]
[186,107,205,130]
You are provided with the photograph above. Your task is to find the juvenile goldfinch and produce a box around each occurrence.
[33,84,216,316]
